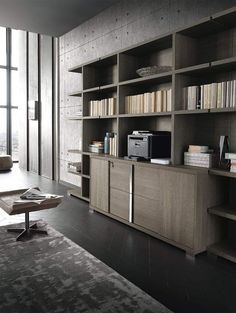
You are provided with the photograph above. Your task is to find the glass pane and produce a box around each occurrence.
[11,108,19,161]
[11,70,19,107]
[0,108,7,155]
[0,69,6,106]
[11,29,20,68]
[0,27,6,66]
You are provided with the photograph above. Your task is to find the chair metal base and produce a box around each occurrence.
[7,212,48,241]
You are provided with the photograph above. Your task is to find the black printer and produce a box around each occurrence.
[127,130,171,160]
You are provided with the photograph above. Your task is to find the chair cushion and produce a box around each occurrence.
[0,155,13,170]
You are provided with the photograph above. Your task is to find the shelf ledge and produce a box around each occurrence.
[208,205,236,221]
[208,241,236,264]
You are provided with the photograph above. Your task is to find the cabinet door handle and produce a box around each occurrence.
[111,161,114,168]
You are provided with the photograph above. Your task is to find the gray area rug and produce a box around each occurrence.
[0,220,172,313]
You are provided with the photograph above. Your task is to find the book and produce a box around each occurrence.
[151,158,171,165]
[226,81,232,108]
[188,145,209,153]
[225,153,236,159]
[156,90,162,112]
[167,89,172,111]
[211,83,217,109]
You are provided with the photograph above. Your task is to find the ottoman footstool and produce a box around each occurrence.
[0,155,13,171]
[0,188,62,241]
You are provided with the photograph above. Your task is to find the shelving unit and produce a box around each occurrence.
[64,6,236,259]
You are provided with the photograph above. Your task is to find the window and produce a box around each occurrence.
[0,28,19,161]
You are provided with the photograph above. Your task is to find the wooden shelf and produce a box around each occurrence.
[175,63,210,75]
[67,149,82,154]
[211,57,236,71]
[99,83,117,91]
[119,71,172,86]
[82,174,90,179]
[67,116,83,120]
[210,107,236,113]
[83,115,118,119]
[209,169,236,179]
[119,112,171,118]
[83,86,100,93]
[208,204,236,221]
[82,151,92,156]
[174,108,236,115]
[68,90,82,97]
[208,241,236,263]
[68,66,82,73]
[174,109,209,115]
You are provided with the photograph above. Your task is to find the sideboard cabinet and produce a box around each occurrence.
[90,156,224,256]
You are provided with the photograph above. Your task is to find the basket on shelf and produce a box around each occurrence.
[136,65,172,77]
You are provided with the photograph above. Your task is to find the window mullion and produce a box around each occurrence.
[6,28,11,155]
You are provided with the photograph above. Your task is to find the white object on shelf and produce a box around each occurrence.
[151,158,171,165]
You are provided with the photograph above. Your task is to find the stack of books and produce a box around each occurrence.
[183,80,236,110]
[184,145,214,168]
[125,89,171,114]
[225,153,236,173]
[89,141,104,154]
[89,98,116,116]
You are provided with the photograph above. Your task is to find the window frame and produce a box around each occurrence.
[0,28,19,161]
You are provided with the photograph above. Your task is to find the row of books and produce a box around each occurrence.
[107,133,117,157]
[125,89,172,114]
[183,80,236,110]
[89,98,116,116]
[184,145,214,168]
[225,153,236,173]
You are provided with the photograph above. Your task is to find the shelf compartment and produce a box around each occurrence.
[208,240,236,263]
[118,115,172,157]
[119,34,172,82]
[174,71,236,111]
[82,118,118,154]
[208,205,236,221]
[175,17,236,70]
[83,55,117,90]
[173,113,236,165]
[83,87,117,117]
[119,80,172,115]
[209,169,236,179]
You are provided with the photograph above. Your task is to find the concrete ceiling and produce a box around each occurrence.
[0,0,118,37]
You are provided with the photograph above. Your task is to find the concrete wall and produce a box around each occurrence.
[59,0,236,185]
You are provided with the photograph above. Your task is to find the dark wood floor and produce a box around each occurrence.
[1,165,236,313]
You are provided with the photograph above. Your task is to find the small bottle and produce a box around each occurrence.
[104,132,111,154]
